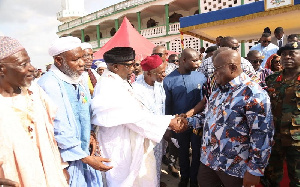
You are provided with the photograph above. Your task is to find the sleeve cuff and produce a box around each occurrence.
[60,145,89,162]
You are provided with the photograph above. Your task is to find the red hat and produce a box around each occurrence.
[141,55,163,71]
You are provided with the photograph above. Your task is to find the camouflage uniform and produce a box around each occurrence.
[263,70,300,187]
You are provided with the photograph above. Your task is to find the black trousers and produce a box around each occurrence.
[198,163,243,187]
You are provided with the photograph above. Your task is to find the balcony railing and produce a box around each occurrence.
[89,40,98,49]
[89,23,181,49]
[141,25,166,38]
[169,22,180,35]
[100,38,111,47]
[58,0,156,32]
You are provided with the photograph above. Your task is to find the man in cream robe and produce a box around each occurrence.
[91,47,187,187]
[0,36,68,187]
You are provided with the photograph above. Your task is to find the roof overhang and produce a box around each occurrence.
[179,0,300,43]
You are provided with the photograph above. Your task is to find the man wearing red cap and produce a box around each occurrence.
[132,55,167,186]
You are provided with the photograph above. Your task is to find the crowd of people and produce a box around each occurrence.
[0,26,299,187]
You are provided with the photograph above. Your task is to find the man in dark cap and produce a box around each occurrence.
[91,47,188,187]
[263,42,300,186]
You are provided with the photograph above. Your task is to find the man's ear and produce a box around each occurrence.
[0,64,5,76]
[230,63,237,73]
[54,56,63,67]
[112,64,119,71]
[147,71,152,76]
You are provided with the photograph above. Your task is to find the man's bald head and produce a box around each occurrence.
[179,48,200,72]
[181,48,197,59]
[152,45,166,53]
[220,37,239,51]
[213,50,242,86]
[215,49,241,67]
[152,45,168,62]
[212,47,231,61]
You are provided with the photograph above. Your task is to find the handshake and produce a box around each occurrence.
[168,114,189,133]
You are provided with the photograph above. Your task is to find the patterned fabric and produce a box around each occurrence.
[197,57,215,78]
[197,57,255,78]
[201,72,274,178]
[87,69,97,88]
[0,36,24,60]
[266,71,300,146]
[165,62,178,76]
[255,67,273,84]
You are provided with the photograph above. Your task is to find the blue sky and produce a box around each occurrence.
[0,0,123,70]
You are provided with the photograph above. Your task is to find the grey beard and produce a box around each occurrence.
[62,62,80,79]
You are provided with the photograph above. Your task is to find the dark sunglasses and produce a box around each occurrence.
[231,46,240,50]
[171,60,179,63]
[272,60,281,64]
[152,53,168,57]
[250,59,263,64]
[118,62,135,68]
[262,40,271,43]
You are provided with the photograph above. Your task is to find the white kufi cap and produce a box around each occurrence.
[48,36,82,57]
[81,42,93,50]
[95,60,107,68]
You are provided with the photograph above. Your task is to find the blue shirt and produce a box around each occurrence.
[200,72,274,178]
[163,70,207,115]
[250,43,279,68]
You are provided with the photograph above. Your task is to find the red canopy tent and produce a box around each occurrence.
[93,17,176,60]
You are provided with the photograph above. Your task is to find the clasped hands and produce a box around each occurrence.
[169,113,188,133]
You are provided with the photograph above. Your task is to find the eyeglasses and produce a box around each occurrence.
[250,59,263,64]
[262,40,271,44]
[151,53,168,57]
[272,60,281,64]
[170,59,179,63]
[118,62,135,69]
[231,46,240,50]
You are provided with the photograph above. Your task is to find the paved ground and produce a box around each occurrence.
[160,163,181,187]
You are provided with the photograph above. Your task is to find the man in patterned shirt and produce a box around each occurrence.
[198,48,274,187]
[198,36,255,79]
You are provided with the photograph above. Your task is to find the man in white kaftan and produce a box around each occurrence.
[132,55,167,186]
[91,47,188,187]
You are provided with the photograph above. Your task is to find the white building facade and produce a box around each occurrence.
[56,0,258,56]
